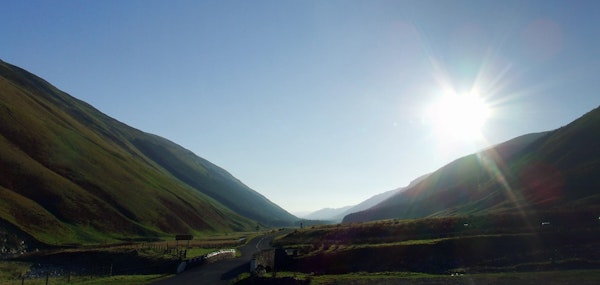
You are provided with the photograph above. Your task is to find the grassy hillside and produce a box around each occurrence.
[130,133,296,226]
[0,59,295,245]
[344,106,600,223]
[273,214,600,279]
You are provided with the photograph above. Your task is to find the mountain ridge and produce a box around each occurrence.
[301,174,431,222]
[301,206,354,221]
[343,107,600,223]
[0,59,296,245]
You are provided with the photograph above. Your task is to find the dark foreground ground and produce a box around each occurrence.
[235,270,600,285]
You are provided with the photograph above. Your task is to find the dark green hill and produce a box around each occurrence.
[0,59,296,245]
[344,106,600,223]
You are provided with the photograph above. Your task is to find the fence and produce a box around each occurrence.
[2,247,239,285]
[2,262,172,285]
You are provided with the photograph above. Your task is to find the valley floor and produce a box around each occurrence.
[258,215,600,284]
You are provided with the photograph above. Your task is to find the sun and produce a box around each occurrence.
[427,92,491,141]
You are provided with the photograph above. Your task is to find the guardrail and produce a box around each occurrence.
[205,249,236,259]
[177,248,237,273]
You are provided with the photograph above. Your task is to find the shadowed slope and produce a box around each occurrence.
[344,106,600,223]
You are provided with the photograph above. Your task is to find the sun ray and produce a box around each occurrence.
[412,25,541,234]
[477,151,536,231]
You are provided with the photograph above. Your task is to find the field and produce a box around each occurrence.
[3,213,600,285]
[235,213,600,284]
[0,233,253,284]
[235,270,600,285]
[0,268,168,285]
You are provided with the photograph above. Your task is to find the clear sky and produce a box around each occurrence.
[3,1,599,214]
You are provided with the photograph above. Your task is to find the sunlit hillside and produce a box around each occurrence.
[0,60,296,246]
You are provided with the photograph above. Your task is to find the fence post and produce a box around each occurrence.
[110,264,113,276]
[21,276,24,285]
[45,272,49,285]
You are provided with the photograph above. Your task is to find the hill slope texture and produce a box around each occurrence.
[0,60,296,245]
[344,106,600,223]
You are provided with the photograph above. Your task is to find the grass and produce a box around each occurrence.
[0,274,170,285]
[0,262,30,280]
[269,216,600,279]
[341,232,537,249]
[274,212,600,249]
[0,232,257,284]
[235,270,600,285]
[183,247,216,258]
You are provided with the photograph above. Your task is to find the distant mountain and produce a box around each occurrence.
[341,174,430,218]
[344,106,600,223]
[303,174,430,222]
[301,206,353,221]
[0,59,296,245]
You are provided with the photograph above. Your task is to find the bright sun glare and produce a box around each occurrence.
[427,92,491,141]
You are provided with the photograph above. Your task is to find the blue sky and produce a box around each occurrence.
[3,0,599,214]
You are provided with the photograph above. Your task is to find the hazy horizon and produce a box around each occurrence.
[4,1,600,213]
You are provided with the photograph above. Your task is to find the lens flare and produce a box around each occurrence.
[427,92,491,141]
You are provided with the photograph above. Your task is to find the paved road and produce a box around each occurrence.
[151,233,275,285]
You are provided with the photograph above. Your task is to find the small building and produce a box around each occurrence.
[250,249,275,274]
[250,249,295,274]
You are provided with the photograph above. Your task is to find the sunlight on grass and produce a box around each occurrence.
[0,262,30,281]
[0,274,171,285]
[185,247,217,258]
[69,274,171,285]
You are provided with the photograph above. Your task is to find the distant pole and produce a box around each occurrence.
[45,272,49,285]
[110,264,113,276]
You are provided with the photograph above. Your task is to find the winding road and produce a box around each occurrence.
[151,233,276,285]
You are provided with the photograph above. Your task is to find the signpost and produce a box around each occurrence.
[175,235,193,259]
[176,234,193,241]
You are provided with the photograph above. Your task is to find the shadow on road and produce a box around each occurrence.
[221,261,250,281]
